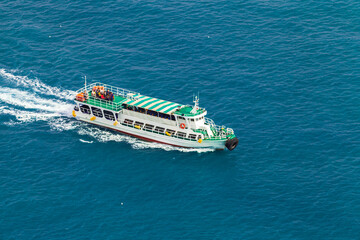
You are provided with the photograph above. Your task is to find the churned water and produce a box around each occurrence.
[1,0,359,239]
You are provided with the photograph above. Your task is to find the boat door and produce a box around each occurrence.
[177,116,188,129]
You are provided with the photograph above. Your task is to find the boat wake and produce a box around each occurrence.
[0,68,214,153]
[79,139,94,144]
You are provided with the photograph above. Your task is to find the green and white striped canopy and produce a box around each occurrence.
[123,94,182,114]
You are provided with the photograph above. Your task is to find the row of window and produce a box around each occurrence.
[178,116,204,122]
[123,104,205,123]
[124,119,200,140]
[77,105,201,140]
[123,104,176,121]
[79,105,117,121]
[193,116,204,122]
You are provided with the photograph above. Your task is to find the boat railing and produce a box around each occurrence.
[76,82,139,98]
[205,117,215,126]
[87,95,123,111]
[205,117,234,138]
[75,82,139,111]
[121,122,200,142]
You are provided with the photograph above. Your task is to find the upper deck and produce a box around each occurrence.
[74,82,138,111]
[75,82,206,116]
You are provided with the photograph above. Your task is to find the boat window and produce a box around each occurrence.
[115,113,118,120]
[171,115,176,121]
[190,118,194,122]
[197,135,201,140]
[159,113,170,119]
[177,131,186,138]
[139,108,145,114]
[80,104,91,114]
[154,126,165,133]
[74,106,79,112]
[147,110,157,117]
[103,110,115,121]
[91,107,103,118]
[178,116,185,120]
[189,134,197,140]
[166,129,176,135]
[144,124,154,131]
[124,119,133,125]
[134,121,144,126]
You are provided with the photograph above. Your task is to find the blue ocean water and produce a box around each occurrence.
[1,0,360,239]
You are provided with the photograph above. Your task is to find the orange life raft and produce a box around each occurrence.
[76,92,86,102]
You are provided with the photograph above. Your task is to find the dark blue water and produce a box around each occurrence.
[1,0,360,239]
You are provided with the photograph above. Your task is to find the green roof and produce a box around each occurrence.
[123,95,182,114]
[174,106,206,117]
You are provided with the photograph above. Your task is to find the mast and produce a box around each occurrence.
[191,94,199,114]
[84,76,89,100]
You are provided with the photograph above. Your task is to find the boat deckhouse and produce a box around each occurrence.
[73,82,238,150]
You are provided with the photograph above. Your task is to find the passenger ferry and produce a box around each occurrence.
[72,81,238,151]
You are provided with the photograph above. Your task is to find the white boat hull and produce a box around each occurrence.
[74,111,227,150]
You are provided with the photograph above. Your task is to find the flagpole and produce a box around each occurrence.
[84,76,88,100]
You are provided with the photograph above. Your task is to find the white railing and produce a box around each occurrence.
[205,117,234,138]
[76,82,139,98]
[88,96,123,111]
[75,82,140,111]
[205,117,215,126]
[121,122,199,142]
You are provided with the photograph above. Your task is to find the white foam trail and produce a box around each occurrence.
[80,139,93,144]
[0,68,76,100]
[132,140,215,152]
[0,106,61,123]
[0,87,73,113]
[48,118,80,131]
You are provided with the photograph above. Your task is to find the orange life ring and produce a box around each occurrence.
[180,123,186,129]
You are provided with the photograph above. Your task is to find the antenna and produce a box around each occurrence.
[84,75,88,100]
[190,92,199,114]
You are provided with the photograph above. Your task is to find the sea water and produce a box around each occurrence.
[0,0,359,239]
